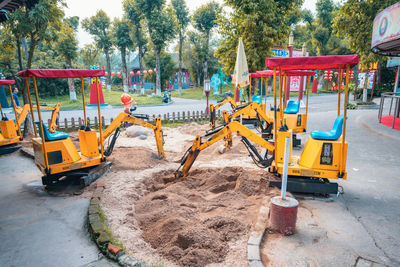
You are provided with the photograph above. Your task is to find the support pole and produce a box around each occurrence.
[25,77,37,137]
[337,67,342,117]
[281,136,290,200]
[96,77,104,160]
[81,77,87,127]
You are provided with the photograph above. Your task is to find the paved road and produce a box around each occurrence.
[0,154,117,267]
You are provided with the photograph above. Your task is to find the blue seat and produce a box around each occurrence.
[34,121,69,141]
[251,95,261,104]
[310,115,344,141]
[284,100,300,114]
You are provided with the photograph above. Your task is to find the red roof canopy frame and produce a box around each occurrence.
[0,80,15,85]
[256,70,316,77]
[18,69,105,78]
[266,55,359,71]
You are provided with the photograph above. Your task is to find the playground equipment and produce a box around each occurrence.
[18,69,165,186]
[0,79,60,155]
[210,70,315,146]
[176,55,359,194]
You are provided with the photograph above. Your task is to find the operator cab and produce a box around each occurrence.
[34,121,69,141]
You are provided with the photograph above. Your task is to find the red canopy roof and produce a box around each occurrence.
[249,73,263,78]
[255,70,315,77]
[18,69,105,78]
[0,80,15,85]
[266,55,359,70]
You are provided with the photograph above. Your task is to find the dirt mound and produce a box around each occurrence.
[134,167,273,267]
[108,146,165,171]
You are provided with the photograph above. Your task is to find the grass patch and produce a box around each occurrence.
[38,90,163,110]
[171,84,235,100]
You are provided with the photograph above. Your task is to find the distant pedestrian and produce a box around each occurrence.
[11,88,20,107]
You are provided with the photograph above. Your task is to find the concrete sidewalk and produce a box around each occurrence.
[262,109,400,266]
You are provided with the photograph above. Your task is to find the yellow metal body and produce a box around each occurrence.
[100,112,166,159]
[32,137,101,175]
[271,134,348,180]
[15,104,60,133]
[79,130,100,158]
[0,120,20,146]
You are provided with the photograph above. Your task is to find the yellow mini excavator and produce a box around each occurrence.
[176,54,359,195]
[18,69,165,187]
[0,79,60,155]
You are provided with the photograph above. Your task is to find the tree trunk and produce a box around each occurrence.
[121,47,128,92]
[66,57,77,101]
[138,44,145,95]
[155,47,161,96]
[105,47,111,91]
[178,31,183,95]
[203,30,210,82]
[22,37,28,59]
[16,38,23,71]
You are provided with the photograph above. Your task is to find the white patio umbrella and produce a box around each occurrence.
[233,38,249,102]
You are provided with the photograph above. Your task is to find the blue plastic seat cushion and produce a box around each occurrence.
[251,95,261,104]
[34,121,69,141]
[284,100,300,114]
[310,115,344,141]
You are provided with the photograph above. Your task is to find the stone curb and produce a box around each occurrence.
[247,196,271,267]
[88,183,150,267]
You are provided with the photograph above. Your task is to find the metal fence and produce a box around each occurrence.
[378,92,400,129]
[50,109,222,131]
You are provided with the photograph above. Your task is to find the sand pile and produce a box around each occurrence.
[133,166,273,267]
[108,146,165,171]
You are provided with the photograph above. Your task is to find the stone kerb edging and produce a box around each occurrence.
[247,196,270,267]
[88,183,151,267]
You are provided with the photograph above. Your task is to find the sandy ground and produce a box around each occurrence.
[98,123,274,267]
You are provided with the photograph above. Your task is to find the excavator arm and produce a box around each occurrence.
[16,104,60,133]
[210,97,237,129]
[99,112,165,159]
[175,121,274,179]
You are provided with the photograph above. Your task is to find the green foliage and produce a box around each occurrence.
[82,10,112,52]
[172,0,190,31]
[333,0,398,64]
[64,16,79,30]
[192,1,219,34]
[112,18,133,50]
[79,44,100,68]
[137,0,176,50]
[56,21,78,62]
[143,50,175,89]
[215,0,301,74]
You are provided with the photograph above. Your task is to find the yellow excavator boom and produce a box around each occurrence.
[99,112,165,159]
[176,120,274,179]
[16,104,60,133]
[210,97,237,129]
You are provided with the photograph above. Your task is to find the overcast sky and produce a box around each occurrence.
[64,0,322,48]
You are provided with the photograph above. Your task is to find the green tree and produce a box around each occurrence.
[144,49,175,90]
[183,31,207,86]
[79,43,100,67]
[82,10,113,90]
[56,17,79,100]
[124,0,147,93]
[5,0,64,135]
[172,0,190,95]
[112,18,133,92]
[333,0,398,64]
[215,0,301,74]
[192,1,219,82]
[137,0,177,95]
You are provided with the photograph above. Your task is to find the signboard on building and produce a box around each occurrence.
[357,73,366,89]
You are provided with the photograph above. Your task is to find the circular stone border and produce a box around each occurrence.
[88,182,150,267]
